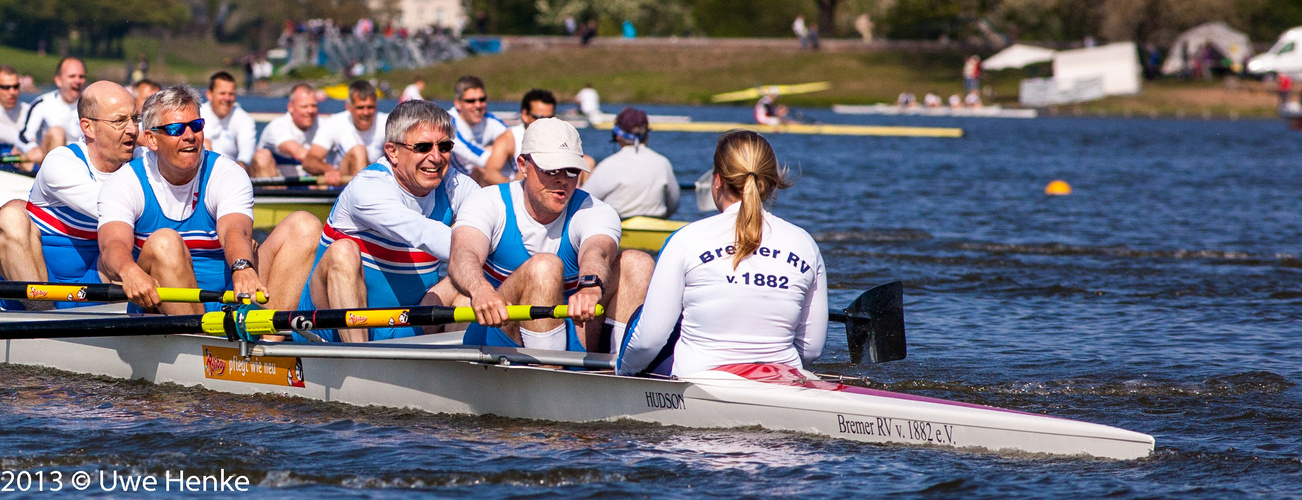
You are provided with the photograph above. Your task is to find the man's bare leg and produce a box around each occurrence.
[136,229,203,315]
[576,249,654,350]
[250,149,279,179]
[495,253,566,346]
[0,199,52,310]
[257,211,322,310]
[309,239,367,342]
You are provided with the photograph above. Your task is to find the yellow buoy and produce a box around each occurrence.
[1045,180,1072,196]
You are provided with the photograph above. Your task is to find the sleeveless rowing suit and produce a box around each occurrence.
[294,160,468,342]
[462,184,588,351]
[127,150,230,313]
[26,143,104,307]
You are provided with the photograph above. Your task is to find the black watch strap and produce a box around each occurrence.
[577,274,605,295]
[230,258,254,272]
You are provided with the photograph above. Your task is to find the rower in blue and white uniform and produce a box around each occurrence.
[24,82,142,307]
[0,65,31,171]
[618,130,827,377]
[447,75,509,181]
[295,99,478,343]
[449,117,654,353]
[98,84,321,316]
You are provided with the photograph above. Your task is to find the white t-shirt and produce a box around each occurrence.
[328,158,479,261]
[576,88,600,116]
[312,110,389,163]
[618,203,828,377]
[454,182,622,256]
[448,107,509,175]
[199,101,257,165]
[1,102,30,148]
[256,112,319,176]
[97,151,254,228]
[30,141,138,216]
[582,144,680,219]
[399,84,423,102]
[17,90,81,153]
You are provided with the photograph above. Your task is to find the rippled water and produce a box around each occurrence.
[1,101,1299,497]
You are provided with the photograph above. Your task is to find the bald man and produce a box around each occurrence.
[0,81,141,308]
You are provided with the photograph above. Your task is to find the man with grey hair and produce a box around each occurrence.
[292,99,480,343]
[97,84,322,316]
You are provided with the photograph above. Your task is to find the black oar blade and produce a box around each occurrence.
[845,281,906,364]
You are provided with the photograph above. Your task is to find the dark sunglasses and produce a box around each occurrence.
[395,140,455,154]
[527,112,555,120]
[460,96,488,104]
[150,119,205,136]
[522,155,580,178]
[0,84,19,91]
[86,114,142,128]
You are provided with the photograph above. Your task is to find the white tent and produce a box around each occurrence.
[1054,42,1142,96]
[1161,22,1253,75]
[982,44,1056,70]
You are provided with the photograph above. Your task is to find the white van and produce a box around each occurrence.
[1247,27,1302,76]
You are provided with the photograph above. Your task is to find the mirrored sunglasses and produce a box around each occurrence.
[150,119,205,136]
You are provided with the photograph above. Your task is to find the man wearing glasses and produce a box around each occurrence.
[450,118,654,354]
[97,85,322,316]
[448,75,509,182]
[304,80,388,186]
[0,65,31,170]
[0,81,141,309]
[17,57,86,166]
[292,100,479,343]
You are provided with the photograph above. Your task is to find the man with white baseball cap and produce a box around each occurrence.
[449,117,654,354]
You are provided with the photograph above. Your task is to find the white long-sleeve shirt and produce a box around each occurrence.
[326,158,479,261]
[582,144,680,219]
[17,90,81,153]
[619,203,827,377]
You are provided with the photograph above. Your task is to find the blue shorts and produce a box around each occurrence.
[41,239,102,309]
[617,305,680,377]
[291,244,435,342]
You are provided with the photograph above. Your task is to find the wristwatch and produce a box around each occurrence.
[230,258,254,273]
[576,274,605,295]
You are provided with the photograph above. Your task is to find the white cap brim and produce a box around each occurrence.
[529,151,590,172]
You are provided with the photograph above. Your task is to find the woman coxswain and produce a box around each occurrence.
[616,130,827,377]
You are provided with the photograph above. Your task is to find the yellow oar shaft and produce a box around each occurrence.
[202,304,602,336]
[3,282,267,304]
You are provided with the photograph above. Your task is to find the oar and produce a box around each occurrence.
[0,282,268,305]
[0,304,593,340]
[830,281,906,364]
[251,174,354,187]
[1,154,25,163]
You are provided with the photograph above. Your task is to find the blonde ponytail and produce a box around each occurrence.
[712,130,792,269]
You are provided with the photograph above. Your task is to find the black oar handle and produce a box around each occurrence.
[0,314,207,340]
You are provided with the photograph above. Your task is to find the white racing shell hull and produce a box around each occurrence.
[0,310,1153,460]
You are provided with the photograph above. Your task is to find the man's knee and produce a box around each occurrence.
[277,211,324,240]
[516,253,565,283]
[0,200,31,238]
[320,239,361,274]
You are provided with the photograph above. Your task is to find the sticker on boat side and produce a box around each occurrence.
[645,391,686,410]
[837,415,956,445]
[203,345,306,388]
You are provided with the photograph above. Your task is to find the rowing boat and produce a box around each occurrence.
[833,104,1039,119]
[0,293,1154,460]
[711,82,833,103]
[592,120,964,138]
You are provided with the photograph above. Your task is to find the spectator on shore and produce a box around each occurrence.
[963,56,981,93]
[581,20,597,46]
[1278,74,1293,107]
[130,53,149,84]
[565,16,577,36]
[855,14,874,43]
[131,79,161,115]
[793,15,808,48]
[622,20,636,39]
[807,24,820,50]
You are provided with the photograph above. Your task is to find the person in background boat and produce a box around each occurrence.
[131,79,161,116]
[0,65,32,171]
[964,89,983,108]
[305,80,388,182]
[97,85,322,315]
[923,91,942,108]
[896,92,917,108]
[18,81,145,308]
[482,88,595,187]
[200,71,257,171]
[250,83,335,183]
[754,92,791,127]
[447,75,509,182]
[948,94,962,109]
[17,57,86,166]
[450,118,654,353]
[574,83,601,124]
[400,77,425,103]
[617,130,827,377]
[581,107,679,219]
[295,100,479,343]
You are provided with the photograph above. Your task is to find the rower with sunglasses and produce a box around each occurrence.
[97,85,322,316]
[292,100,479,343]
[0,65,30,170]
[447,76,509,183]
[0,81,142,310]
[450,118,655,353]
